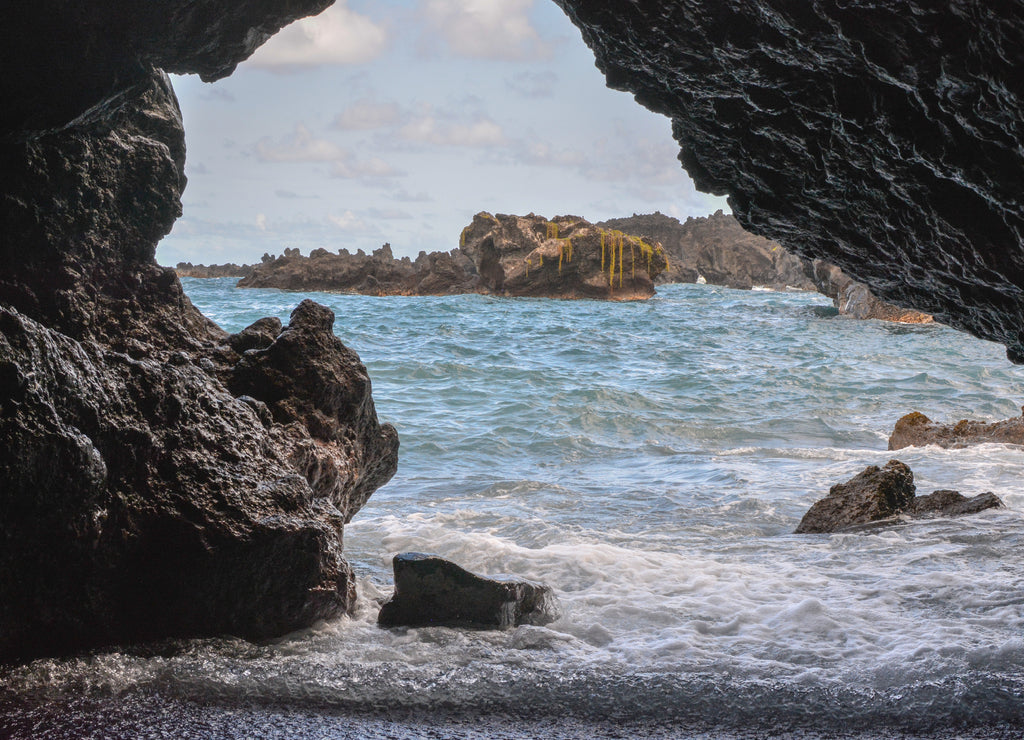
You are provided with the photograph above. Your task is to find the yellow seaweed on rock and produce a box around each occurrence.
[546,221,559,239]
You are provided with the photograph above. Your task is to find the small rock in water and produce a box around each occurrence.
[795,460,1003,534]
[377,552,560,629]
[888,409,1024,450]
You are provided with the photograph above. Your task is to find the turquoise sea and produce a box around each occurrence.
[2,279,1024,739]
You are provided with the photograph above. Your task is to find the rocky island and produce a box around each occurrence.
[237,212,668,300]
[223,208,929,320]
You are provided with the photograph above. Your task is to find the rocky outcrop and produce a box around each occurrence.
[239,214,667,300]
[1,0,398,662]
[599,210,814,291]
[238,243,481,295]
[795,460,1002,534]
[810,261,933,324]
[556,1,1024,361]
[460,212,667,299]
[889,410,1024,450]
[175,262,255,278]
[377,553,560,629]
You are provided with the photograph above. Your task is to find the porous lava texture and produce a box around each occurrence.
[1,0,398,662]
[556,1,1024,359]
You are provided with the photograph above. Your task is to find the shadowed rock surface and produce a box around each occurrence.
[796,460,1003,534]
[889,410,1024,450]
[1,0,398,662]
[556,1,1024,360]
[377,553,561,629]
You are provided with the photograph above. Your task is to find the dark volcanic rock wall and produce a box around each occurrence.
[1,0,398,661]
[556,1,1024,360]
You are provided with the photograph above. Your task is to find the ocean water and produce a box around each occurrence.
[3,279,1024,739]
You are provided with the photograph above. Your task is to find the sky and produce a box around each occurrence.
[157,0,729,266]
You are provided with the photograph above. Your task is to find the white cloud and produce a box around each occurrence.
[255,124,347,162]
[332,99,403,130]
[247,2,388,70]
[421,0,550,60]
[255,124,403,180]
[329,211,373,232]
[398,111,506,147]
[255,213,268,231]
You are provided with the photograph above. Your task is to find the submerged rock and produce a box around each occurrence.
[796,460,1003,534]
[889,410,1024,450]
[377,553,560,629]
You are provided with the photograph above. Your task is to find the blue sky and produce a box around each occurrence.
[157,0,728,266]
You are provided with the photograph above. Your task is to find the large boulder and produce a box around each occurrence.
[377,553,561,629]
[555,1,1024,361]
[889,410,1024,450]
[796,460,1002,534]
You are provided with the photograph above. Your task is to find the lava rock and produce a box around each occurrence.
[889,410,1024,450]
[377,553,561,629]
[796,460,917,534]
[556,1,1024,360]
[796,460,1004,534]
[228,317,282,354]
[459,212,668,300]
[908,490,1003,518]
[4,0,332,139]
[599,210,815,291]
[810,262,933,324]
[237,243,480,296]
[0,0,399,662]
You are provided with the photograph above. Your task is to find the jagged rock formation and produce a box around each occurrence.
[599,210,814,291]
[459,212,667,299]
[889,410,1024,450]
[238,243,480,295]
[176,262,255,278]
[239,214,667,300]
[556,1,1024,360]
[1,1,398,662]
[377,553,560,629]
[795,460,1002,534]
